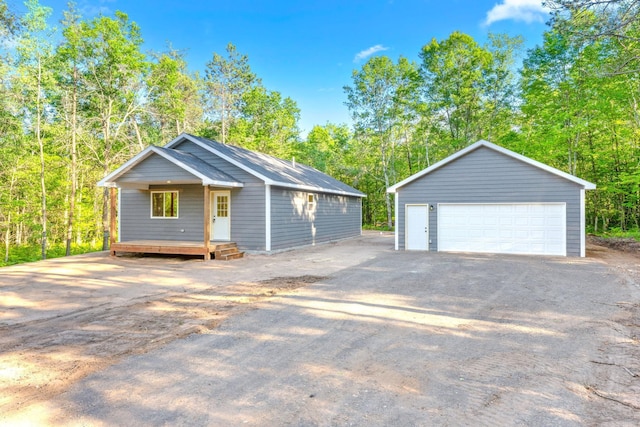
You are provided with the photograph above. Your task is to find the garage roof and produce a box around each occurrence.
[387,140,596,193]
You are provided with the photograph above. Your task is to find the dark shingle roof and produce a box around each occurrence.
[183,134,364,197]
[157,147,240,185]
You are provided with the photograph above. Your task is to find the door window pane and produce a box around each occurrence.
[217,195,228,217]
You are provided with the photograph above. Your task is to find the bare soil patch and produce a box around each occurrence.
[2,232,640,425]
[0,273,325,416]
[585,237,640,421]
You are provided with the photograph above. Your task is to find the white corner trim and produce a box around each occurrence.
[394,194,399,250]
[117,188,121,243]
[265,184,271,252]
[580,189,586,257]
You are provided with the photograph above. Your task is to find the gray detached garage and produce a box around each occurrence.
[387,140,596,257]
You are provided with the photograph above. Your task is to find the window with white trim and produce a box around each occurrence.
[151,191,179,218]
[307,193,316,206]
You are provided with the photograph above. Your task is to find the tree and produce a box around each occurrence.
[15,0,56,259]
[230,86,300,157]
[147,47,202,143]
[56,1,83,256]
[546,0,640,74]
[344,55,418,226]
[74,11,149,250]
[204,43,259,143]
[520,13,640,230]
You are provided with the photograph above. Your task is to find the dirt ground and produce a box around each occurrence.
[1,232,639,425]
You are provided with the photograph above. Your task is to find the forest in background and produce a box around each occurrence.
[1,0,639,265]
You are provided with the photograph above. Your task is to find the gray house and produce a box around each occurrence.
[387,140,596,257]
[98,133,364,259]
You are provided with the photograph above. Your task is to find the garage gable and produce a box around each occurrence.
[388,140,595,193]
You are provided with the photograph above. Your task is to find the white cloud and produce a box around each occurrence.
[353,44,389,62]
[484,0,550,26]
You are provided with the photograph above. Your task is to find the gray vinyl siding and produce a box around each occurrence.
[172,140,266,251]
[270,188,362,251]
[120,184,205,241]
[118,155,199,183]
[396,147,583,256]
[227,183,265,250]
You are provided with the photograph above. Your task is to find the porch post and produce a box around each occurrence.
[109,187,117,255]
[203,186,211,260]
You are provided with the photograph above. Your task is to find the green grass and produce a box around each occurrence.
[363,224,394,232]
[588,227,640,240]
[0,243,103,267]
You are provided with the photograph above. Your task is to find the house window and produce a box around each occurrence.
[307,194,316,206]
[151,191,179,218]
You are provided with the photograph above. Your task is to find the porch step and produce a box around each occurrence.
[213,243,244,261]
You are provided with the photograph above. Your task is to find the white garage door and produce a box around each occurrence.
[437,203,566,256]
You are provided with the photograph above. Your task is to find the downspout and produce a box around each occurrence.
[394,192,399,250]
[580,188,586,257]
[265,184,271,251]
[117,188,121,243]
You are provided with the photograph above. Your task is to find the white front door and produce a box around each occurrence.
[211,191,230,241]
[406,204,429,250]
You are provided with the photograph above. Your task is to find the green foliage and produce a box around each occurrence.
[0,242,102,267]
[362,224,394,232]
[595,227,640,240]
[147,48,203,143]
[204,43,260,143]
[231,85,300,157]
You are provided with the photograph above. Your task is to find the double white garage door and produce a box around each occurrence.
[408,203,566,256]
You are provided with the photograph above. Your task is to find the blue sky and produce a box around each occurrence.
[25,0,551,136]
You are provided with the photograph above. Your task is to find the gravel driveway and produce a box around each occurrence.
[2,232,639,426]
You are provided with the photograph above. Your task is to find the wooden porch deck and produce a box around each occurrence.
[110,240,242,261]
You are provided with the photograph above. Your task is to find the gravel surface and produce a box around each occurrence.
[1,232,639,426]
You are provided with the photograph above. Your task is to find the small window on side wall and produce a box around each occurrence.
[307,193,316,206]
[151,191,179,218]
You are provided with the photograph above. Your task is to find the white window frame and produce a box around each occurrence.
[307,193,317,207]
[150,190,180,219]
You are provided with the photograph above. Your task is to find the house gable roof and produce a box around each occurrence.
[387,140,596,193]
[97,145,243,188]
[166,133,365,197]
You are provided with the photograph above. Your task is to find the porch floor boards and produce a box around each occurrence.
[110,240,240,260]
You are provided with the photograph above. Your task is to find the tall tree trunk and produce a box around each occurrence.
[66,66,78,256]
[3,215,9,264]
[102,104,112,251]
[37,57,47,260]
[381,141,393,227]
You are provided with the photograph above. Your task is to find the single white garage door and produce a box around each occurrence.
[437,203,566,256]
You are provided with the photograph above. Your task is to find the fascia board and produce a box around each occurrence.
[270,181,366,198]
[97,146,156,187]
